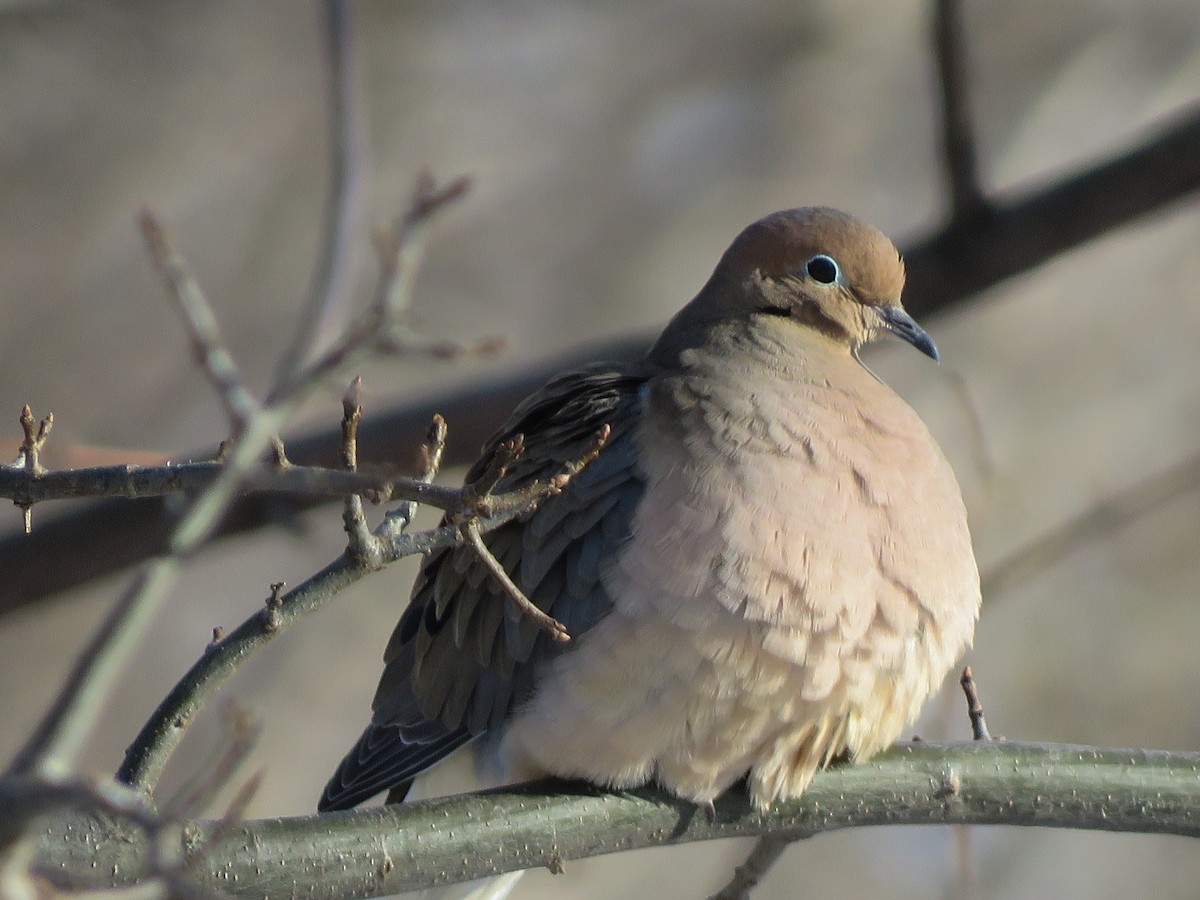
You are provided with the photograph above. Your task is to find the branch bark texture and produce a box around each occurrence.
[31,742,1200,898]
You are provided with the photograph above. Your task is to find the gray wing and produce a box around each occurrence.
[319,362,648,811]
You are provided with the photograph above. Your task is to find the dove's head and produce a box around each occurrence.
[652,207,937,364]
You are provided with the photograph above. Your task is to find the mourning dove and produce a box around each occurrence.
[321,207,980,821]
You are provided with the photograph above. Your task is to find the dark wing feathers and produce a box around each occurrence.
[318,362,648,811]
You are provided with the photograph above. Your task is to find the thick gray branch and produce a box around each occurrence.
[30,743,1200,898]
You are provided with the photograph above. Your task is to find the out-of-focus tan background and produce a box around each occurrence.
[2,1,1199,897]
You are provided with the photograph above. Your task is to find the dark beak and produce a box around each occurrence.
[876,305,939,361]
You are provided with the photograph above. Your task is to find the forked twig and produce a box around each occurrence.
[11,404,53,533]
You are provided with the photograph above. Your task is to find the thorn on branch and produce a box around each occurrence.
[13,404,53,533]
[270,436,291,468]
[419,414,448,479]
[959,665,993,741]
[207,627,226,653]
[261,582,286,633]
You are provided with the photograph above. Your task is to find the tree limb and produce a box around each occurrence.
[33,742,1200,898]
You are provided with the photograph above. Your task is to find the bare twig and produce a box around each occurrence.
[453,424,611,524]
[10,174,468,778]
[7,559,187,777]
[138,210,262,440]
[117,419,608,790]
[381,413,447,538]
[340,377,373,557]
[117,512,494,790]
[460,520,570,643]
[457,435,525,518]
[932,0,988,223]
[447,424,611,643]
[959,666,992,741]
[269,174,473,404]
[273,0,369,389]
[708,835,792,900]
[0,457,456,507]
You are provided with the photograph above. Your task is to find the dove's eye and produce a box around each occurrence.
[805,254,840,285]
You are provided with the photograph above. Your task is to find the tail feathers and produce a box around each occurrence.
[319,721,473,811]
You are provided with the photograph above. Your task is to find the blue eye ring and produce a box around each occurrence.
[805,254,840,285]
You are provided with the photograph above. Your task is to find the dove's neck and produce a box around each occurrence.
[654,313,863,387]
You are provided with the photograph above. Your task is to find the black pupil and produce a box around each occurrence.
[806,255,838,284]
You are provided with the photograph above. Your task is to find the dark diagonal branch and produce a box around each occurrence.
[933,0,988,223]
[902,103,1200,314]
